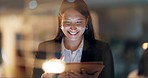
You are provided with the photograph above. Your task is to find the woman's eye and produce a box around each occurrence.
[66,22,70,24]
[76,21,82,24]
[64,21,71,25]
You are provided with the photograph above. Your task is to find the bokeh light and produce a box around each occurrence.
[142,42,148,50]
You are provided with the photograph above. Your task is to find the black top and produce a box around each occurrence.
[32,39,114,78]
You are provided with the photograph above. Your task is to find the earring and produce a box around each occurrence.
[60,26,63,29]
[85,25,88,30]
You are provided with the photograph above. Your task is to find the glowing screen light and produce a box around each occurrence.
[42,59,65,73]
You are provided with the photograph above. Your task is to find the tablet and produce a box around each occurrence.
[64,62,104,75]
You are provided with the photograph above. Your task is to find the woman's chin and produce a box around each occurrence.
[66,33,82,41]
[67,37,78,41]
[66,36,78,41]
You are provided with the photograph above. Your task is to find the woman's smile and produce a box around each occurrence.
[68,31,78,35]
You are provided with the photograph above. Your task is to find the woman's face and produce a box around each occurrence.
[60,9,88,41]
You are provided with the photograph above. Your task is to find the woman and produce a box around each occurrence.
[128,48,148,78]
[32,0,114,78]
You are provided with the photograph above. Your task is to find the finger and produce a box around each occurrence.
[80,68,87,75]
[41,73,45,78]
[41,73,53,78]
[58,73,64,78]
[69,74,78,78]
[41,73,48,78]
[69,70,80,78]
[65,72,71,78]
[70,70,80,75]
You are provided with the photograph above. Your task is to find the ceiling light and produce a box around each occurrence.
[29,0,38,9]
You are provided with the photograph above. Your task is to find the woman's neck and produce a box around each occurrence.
[64,37,83,52]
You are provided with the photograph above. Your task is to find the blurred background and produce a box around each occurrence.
[0,0,148,78]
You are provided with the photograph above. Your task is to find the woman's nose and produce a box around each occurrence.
[70,24,77,30]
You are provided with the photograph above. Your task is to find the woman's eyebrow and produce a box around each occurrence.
[64,17,85,20]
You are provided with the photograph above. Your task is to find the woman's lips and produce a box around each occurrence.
[68,31,79,35]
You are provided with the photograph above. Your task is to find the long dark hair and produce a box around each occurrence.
[55,0,95,43]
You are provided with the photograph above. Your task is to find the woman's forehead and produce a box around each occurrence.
[62,17,85,22]
[62,9,85,18]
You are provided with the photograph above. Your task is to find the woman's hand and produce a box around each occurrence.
[41,73,53,78]
[59,68,99,78]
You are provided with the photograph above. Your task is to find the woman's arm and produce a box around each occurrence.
[99,43,114,78]
[32,42,46,78]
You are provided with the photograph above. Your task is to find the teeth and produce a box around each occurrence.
[68,31,77,35]
[70,32,77,35]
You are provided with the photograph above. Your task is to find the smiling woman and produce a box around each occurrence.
[32,0,114,78]
[60,9,87,44]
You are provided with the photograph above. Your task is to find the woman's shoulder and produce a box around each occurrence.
[94,39,109,46]
[39,39,60,46]
[38,39,61,52]
[38,39,60,49]
[39,40,54,44]
[89,39,111,50]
